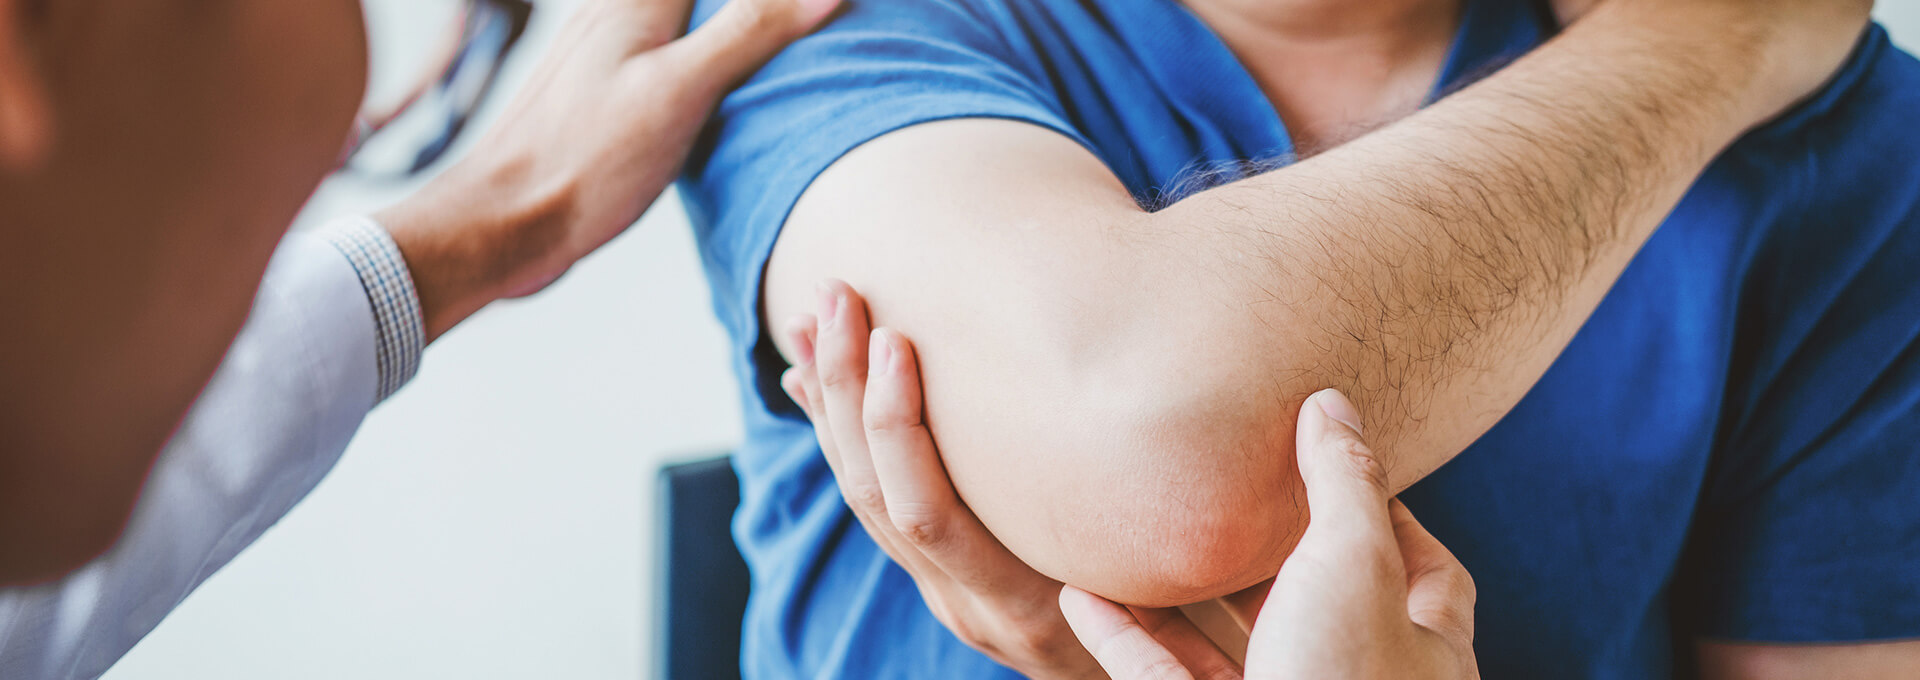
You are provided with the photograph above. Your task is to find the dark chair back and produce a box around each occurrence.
[654,456,752,680]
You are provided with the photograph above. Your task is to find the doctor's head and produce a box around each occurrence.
[0,0,368,253]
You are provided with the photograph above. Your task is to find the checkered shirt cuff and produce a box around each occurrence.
[319,216,425,402]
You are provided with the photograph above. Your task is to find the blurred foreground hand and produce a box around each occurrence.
[381,0,842,338]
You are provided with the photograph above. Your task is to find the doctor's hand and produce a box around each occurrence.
[778,281,1108,679]
[1058,389,1479,680]
[377,0,839,340]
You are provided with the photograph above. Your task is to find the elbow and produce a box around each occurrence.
[1048,505,1302,610]
[975,363,1308,608]
[1062,403,1306,608]
[920,281,1317,607]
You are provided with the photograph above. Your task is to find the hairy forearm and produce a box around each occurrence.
[770,2,1826,607]
[1144,0,1765,494]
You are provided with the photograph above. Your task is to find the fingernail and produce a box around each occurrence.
[1313,388,1364,435]
[816,283,839,329]
[869,330,893,376]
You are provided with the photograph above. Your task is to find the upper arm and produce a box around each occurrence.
[764,118,1307,606]
[686,0,1319,607]
[1697,640,1920,680]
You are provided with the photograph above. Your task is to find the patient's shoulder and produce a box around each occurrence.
[1763,27,1920,189]
[1728,27,1920,235]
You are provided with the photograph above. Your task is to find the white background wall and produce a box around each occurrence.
[104,4,1920,679]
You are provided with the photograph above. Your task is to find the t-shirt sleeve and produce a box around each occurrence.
[1677,202,1920,642]
[679,0,1091,407]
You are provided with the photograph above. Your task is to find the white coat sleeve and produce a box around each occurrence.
[0,218,424,680]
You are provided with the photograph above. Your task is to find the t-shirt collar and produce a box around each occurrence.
[1433,0,1558,103]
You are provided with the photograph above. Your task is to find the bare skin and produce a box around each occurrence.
[790,291,1920,679]
[758,0,1894,675]
[770,0,1868,604]
[1184,0,1464,154]
[1058,389,1482,680]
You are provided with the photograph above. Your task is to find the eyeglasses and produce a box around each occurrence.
[342,0,534,179]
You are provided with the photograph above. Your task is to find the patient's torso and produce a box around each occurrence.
[682,0,1920,677]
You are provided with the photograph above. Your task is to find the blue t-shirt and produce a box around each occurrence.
[680,0,1920,677]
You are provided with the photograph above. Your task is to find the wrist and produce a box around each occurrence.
[1593,0,1867,137]
[1578,1,1773,142]
[377,158,574,341]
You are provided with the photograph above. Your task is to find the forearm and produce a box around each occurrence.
[774,2,1841,607]
[374,159,574,342]
[1145,0,1769,492]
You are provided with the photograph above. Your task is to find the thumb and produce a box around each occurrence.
[1391,500,1476,643]
[669,0,840,83]
[1291,389,1396,560]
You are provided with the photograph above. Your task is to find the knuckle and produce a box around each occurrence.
[1194,659,1244,680]
[629,20,682,52]
[1332,438,1389,490]
[1133,609,1183,640]
[863,410,923,439]
[1455,567,1479,606]
[1000,618,1065,660]
[1134,656,1192,680]
[1416,572,1479,640]
[1426,605,1474,640]
[730,0,786,35]
[943,612,984,647]
[1033,620,1084,655]
[924,596,957,630]
[986,612,1095,672]
[815,362,868,392]
[843,482,887,517]
[890,505,948,546]
[1295,539,1395,584]
[861,402,905,429]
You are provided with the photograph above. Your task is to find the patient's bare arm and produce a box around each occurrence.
[766,0,1871,606]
